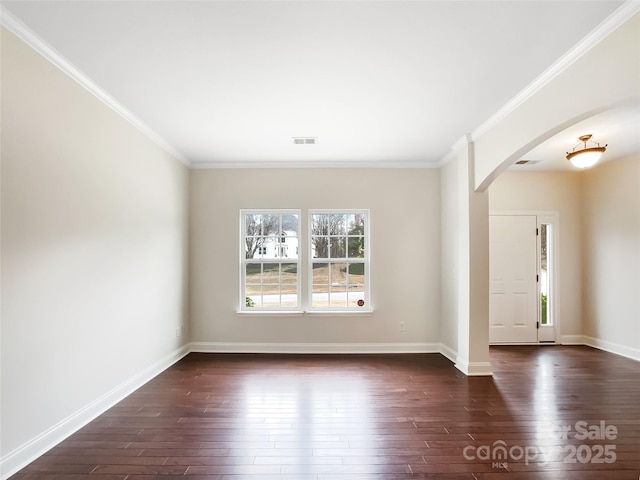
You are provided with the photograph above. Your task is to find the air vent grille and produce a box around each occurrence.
[293,137,317,145]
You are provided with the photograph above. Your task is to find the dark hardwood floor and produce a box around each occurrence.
[10,346,640,479]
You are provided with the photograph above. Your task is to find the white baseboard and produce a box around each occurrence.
[561,335,640,362]
[0,344,191,480]
[454,358,493,376]
[439,343,458,363]
[189,341,441,354]
[583,336,640,362]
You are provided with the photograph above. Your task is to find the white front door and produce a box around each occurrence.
[489,215,538,343]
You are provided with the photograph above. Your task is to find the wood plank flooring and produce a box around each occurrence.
[10,346,640,479]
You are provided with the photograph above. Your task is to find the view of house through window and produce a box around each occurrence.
[241,209,369,311]
[242,211,300,309]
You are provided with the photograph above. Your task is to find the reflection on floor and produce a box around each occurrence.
[10,346,640,479]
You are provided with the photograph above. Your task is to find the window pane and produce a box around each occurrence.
[311,214,329,259]
[245,284,261,308]
[280,263,298,307]
[329,237,346,258]
[262,214,280,234]
[347,263,365,283]
[329,214,346,235]
[262,285,281,308]
[245,214,262,236]
[330,263,348,285]
[281,263,297,285]
[276,233,298,259]
[329,285,347,307]
[348,284,365,308]
[312,236,329,259]
[347,213,365,233]
[245,263,262,284]
[262,263,279,284]
[281,296,298,308]
[245,236,264,259]
[347,214,365,257]
[282,214,299,231]
[312,263,329,285]
[311,214,329,235]
[347,236,364,258]
[312,285,329,308]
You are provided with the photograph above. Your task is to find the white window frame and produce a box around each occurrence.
[240,209,301,312]
[308,209,370,312]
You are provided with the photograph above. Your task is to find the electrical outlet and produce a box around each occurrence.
[400,322,406,332]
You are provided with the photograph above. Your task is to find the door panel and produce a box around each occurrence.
[489,215,538,343]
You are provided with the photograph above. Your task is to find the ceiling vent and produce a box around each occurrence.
[515,159,540,165]
[293,137,317,145]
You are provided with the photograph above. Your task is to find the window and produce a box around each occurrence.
[240,209,369,312]
[539,223,552,326]
[241,210,300,310]
[309,211,368,311]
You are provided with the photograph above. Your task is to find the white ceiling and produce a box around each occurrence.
[2,0,636,169]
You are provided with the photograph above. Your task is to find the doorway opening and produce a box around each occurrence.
[489,212,558,344]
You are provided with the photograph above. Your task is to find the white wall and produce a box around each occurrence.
[1,27,190,474]
[189,168,440,350]
[581,155,640,358]
[488,171,583,338]
[439,156,458,358]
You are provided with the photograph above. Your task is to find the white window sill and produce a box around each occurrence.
[237,310,374,317]
[304,310,374,317]
[237,310,304,316]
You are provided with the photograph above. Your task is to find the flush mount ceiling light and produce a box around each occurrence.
[566,134,607,169]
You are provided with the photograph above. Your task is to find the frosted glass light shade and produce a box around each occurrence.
[567,148,604,168]
[566,134,606,169]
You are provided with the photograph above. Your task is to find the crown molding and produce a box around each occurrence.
[0,6,191,168]
[190,159,440,169]
[470,0,640,142]
[436,134,471,167]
